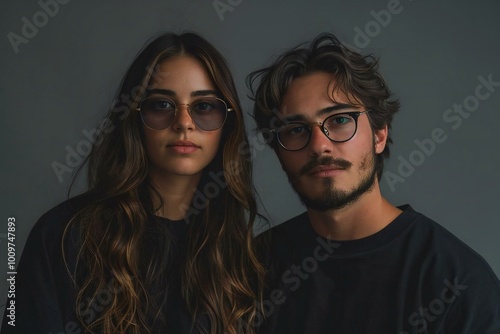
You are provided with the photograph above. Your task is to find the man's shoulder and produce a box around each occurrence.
[256,211,326,266]
[406,207,486,256]
[403,206,499,282]
[407,207,500,331]
[260,211,311,242]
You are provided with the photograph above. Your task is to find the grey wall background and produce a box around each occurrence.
[1,0,499,325]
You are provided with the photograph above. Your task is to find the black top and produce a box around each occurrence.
[1,197,205,333]
[256,205,500,334]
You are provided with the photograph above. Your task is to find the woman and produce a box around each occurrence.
[2,32,264,333]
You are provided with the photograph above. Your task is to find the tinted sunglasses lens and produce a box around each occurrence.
[140,97,176,130]
[190,98,227,131]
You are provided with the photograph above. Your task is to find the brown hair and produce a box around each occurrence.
[247,33,400,179]
[65,32,264,333]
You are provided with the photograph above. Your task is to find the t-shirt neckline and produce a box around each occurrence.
[307,204,419,257]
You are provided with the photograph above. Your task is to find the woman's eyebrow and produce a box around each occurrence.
[146,89,175,96]
[144,89,220,98]
[191,90,220,97]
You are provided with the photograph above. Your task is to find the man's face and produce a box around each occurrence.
[277,71,387,211]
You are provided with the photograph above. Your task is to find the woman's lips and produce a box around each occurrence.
[167,140,200,154]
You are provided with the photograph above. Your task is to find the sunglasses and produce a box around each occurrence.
[136,96,233,131]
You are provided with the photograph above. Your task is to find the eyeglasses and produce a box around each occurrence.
[136,96,233,131]
[272,111,369,151]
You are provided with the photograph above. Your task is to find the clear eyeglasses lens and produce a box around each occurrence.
[277,113,361,151]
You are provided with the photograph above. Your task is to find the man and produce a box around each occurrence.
[248,33,500,334]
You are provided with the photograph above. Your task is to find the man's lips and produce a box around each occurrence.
[300,156,352,176]
[308,165,345,176]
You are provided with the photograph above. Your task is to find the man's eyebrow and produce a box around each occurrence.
[145,89,220,98]
[316,103,358,117]
[282,114,307,122]
[282,103,359,122]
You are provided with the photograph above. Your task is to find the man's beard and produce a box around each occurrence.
[286,149,377,211]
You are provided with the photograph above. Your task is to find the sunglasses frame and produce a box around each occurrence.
[136,96,233,131]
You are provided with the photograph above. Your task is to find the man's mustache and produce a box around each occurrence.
[300,156,352,176]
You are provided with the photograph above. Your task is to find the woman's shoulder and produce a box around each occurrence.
[32,194,89,236]
[24,194,93,260]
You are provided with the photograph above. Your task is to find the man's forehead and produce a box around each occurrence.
[279,72,361,116]
[280,92,361,122]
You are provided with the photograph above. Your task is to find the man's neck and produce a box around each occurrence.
[307,182,402,241]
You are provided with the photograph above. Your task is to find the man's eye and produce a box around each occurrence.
[329,115,353,125]
[283,124,308,136]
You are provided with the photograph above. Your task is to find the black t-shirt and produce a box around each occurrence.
[256,205,500,334]
[1,197,205,333]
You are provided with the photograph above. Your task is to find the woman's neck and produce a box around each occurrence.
[149,170,202,221]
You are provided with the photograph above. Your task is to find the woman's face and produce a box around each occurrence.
[141,56,224,181]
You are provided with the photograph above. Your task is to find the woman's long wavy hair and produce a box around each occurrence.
[63,32,265,333]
